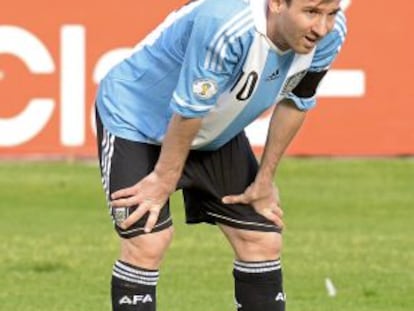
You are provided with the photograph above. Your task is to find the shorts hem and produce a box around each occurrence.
[214,218,282,233]
[188,212,282,233]
[115,217,173,239]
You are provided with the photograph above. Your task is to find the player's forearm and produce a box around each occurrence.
[154,113,202,188]
[256,99,306,184]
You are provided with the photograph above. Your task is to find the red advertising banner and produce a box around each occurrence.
[0,0,412,158]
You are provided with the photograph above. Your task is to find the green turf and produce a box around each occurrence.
[0,158,413,310]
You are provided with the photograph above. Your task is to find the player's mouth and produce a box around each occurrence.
[305,35,318,44]
[303,35,319,49]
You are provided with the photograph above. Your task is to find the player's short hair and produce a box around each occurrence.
[285,0,337,5]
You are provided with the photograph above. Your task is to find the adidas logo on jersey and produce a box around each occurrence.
[266,69,280,81]
[119,294,153,305]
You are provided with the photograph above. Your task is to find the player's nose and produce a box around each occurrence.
[311,15,331,38]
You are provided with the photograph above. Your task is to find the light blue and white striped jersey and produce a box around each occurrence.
[97,0,347,150]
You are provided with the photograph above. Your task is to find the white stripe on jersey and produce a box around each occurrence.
[334,12,347,43]
[204,7,253,71]
[173,92,212,112]
[132,0,206,53]
[209,16,254,71]
[216,20,255,71]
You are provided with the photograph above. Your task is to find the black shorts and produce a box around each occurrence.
[96,110,280,238]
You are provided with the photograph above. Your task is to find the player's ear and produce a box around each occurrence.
[268,0,284,14]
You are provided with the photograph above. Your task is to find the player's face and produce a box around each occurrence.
[268,0,340,54]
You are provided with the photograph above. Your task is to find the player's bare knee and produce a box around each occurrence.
[121,227,174,268]
[231,230,282,261]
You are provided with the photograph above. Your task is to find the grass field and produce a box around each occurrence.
[0,158,413,311]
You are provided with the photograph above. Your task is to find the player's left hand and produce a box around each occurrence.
[222,182,284,229]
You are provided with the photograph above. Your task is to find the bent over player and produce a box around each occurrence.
[95,0,347,310]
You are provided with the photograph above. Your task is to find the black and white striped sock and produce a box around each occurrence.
[233,259,285,311]
[111,260,159,311]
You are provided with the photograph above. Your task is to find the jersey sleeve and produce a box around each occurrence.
[170,12,249,118]
[286,11,347,111]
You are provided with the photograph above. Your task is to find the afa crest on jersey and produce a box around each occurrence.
[280,70,308,97]
[192,78,218,100]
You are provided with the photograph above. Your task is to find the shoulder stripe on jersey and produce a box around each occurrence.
[336,10,346,26]
[208,7,251,47]
[334,11,347,42]
[215,20,255,71]
[132,0,206,53]
[173,92,212,112]
[204,7,253,71]
[334,15,347,52]
[204,8,250,67]
[208,16,254,71]
[207,16,254,72]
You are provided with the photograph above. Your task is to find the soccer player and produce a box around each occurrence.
[95,0,347,310]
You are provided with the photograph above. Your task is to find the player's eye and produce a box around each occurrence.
[305,9,319,16]
[329,10,339,16]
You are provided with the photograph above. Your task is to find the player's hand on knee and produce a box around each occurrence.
[222,182,284,229]
[111,183,142,208]
[261,202,284,229]
[111,194,165,232]
[119,198,163,232]
[110,171,173,232]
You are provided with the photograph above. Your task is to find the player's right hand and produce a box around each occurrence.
[110,171,174,233]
